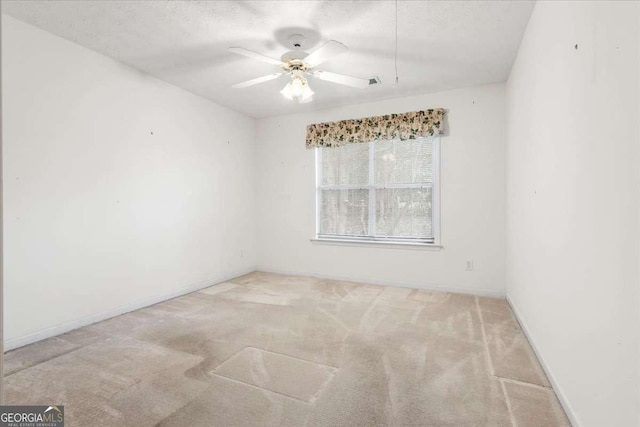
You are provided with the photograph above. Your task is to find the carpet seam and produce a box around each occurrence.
[500,378,519,427]
[210,373,315,404]
[491,375,552,390]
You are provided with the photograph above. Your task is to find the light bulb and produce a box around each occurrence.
[291,77,305,97]
[280,82,294,100]
[299,84,314,103]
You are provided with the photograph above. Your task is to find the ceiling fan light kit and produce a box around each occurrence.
[280,73,314,103]
[228,35,374,104]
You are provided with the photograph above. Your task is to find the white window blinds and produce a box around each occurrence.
[316,137,439,244]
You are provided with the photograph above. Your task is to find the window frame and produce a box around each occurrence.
[314,137,441,247]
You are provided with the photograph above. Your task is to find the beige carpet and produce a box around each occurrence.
[5,272,571,426]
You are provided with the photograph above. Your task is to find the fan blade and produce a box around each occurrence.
[311,71,370,88]
[232,73,284,88]
[304,40,348,67]
[228,47,283,66]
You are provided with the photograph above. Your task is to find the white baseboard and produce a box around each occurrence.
[256,266,505,298]
[4,265,257,352]
[506,296,581,427]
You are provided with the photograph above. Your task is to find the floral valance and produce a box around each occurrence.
[305,109,445,148]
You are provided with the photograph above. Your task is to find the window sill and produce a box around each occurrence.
[310,238,442,251]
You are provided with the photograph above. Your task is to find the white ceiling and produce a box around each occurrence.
[2,1,534,118]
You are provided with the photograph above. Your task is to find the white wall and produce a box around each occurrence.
[506,2,640,427]
[256,84,506,296]
[2,15,257,349]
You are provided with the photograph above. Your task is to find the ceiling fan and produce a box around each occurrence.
[228,35,373,103]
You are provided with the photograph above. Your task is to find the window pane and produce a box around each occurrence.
[320,189,369,236]
[321,143,369,186]
[375,188,432,238]
[375,138,432,185]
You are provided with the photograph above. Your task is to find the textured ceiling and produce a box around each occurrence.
[2,1,534,118]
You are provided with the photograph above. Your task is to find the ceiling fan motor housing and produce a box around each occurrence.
[281,34,311,71]
[281,50,309,67]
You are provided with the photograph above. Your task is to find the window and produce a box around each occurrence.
[315,137,440,245]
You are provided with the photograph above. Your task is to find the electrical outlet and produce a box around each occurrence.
[465,259,474,271]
